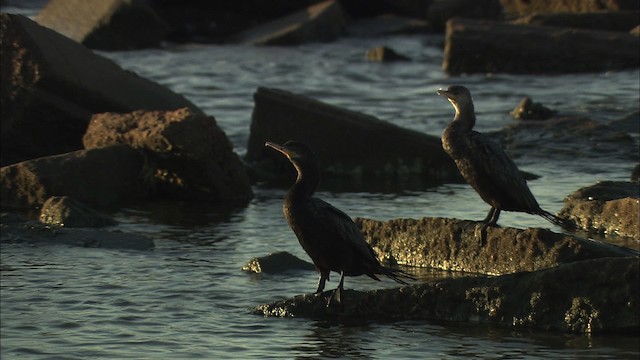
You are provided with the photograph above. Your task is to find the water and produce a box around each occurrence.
[2,6,640,358]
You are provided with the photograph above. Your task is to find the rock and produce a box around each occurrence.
[500,0,639,16]
[347,15,430,37]
[228,0,347,45]
[443,18,640,75]
[253,256,639,335]
[632,164,640,183]
[39,196,117,228]
[355,217,637,275]
[242,251,316,273]
[512,11,640,33]
[35,0,168,50]
[245,87,461,191]
[631,25,640,36]
[0,144,146,209]
[0,13,202,166]
[366,46,411,62]
[426,0,503,32]
[559,181,640,240]
[498,115,637,161]
[510,97,555,120]
[83,108,253,202]
[607,111,640,135]
[1,218,154,250]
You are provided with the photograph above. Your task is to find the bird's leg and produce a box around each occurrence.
[326,271,345,308]
[476,208,501,245]
[315,271,329,294]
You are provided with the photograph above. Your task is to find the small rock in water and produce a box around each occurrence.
[366,46,410,62]
[242,251,315,274]
[39,196,117,228]
[510,97,555,120]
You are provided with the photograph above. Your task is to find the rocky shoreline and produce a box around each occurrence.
[1,0,639,336]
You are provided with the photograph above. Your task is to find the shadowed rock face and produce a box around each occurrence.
[253,257,639,335]
[355,217,636,275]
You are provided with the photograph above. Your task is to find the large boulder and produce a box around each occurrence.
[0,13,202,166]
[83,108,253,202]
[0,144,145,209]
[443,18,640,74]
[559,181,639,241]
[35,0,168,50]
[254,256,639,334]
[246,87,460,191]
[228,0,347,45]
[355,217,637,275]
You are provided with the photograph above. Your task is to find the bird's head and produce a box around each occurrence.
[437,85,473,116]
[265,140,315,168]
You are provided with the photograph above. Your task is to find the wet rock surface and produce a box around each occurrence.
[0,13,202,166]
[228,0,347,46]
[510,97,555,121]
[83,108,253,202]
[242,251,315,274]
[253,256,639,335]
[0,145,146,209]
[365,46,410,62]
[246,87,461,191]
[35,0,168,50]
[559,181,640,241]
[39,196,118,228]
[443,17,640,75]
[355,217,637,275]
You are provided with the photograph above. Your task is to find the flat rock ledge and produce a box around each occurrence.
[356,217,637,275]
[252,257,639,335]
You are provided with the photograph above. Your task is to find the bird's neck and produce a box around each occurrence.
[287,163,320,202]
[451,101,476,131]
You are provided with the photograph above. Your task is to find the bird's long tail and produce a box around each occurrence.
[539,210,578,232]
[381,267,416,286]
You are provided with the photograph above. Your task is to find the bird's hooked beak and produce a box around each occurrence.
[265,141,290,158]
[437,88,452,99]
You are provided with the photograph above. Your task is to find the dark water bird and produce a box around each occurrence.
[437,85,573,243]
[265,140,413,305]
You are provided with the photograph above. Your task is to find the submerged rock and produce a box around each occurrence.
[83,108,253,202]
[39,196,117,228]
[510,97,555,120]
[1,217,154,250]
[242,251,315,274]
[443,18,640,75]
[365,46,410,62]
[559,181,640,240]
[253,256,639,335]
[355,217,637,275]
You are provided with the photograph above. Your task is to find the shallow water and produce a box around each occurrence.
[2,5,640,358]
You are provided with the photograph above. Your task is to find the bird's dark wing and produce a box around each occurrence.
[468,131,538,208]
[308,197,379,263]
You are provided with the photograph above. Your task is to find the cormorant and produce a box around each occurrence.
[437,85,572,243]
[265,140,413,305]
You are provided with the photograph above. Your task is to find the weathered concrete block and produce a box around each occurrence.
[246,87,460,190]
[559,181,640,240]
[355,217,637,275]
[253,256,639,334]
[0,145,145,209]
[0,13,202,166]
[443,18,640,74]
[39,196,118,228]
[35,0,168,50]
[229,0,347,45]
[83,108,253,202]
